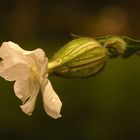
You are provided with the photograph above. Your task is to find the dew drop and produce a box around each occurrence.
[57,99,60,103]
[51,98,55,102]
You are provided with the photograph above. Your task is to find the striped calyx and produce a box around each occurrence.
[48,37,106,78]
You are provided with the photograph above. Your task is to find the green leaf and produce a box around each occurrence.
[70,33,82,39]
[122,36,140,58]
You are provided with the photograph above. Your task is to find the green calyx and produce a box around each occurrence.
[48,37,106,78]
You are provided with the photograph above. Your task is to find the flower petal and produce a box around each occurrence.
[0,42,31,81]
[0,42,25,59]
[0,61,30,81]
[14,79,32,103]
[0,41,47,66]
[24,48,46,64]
[0,41,47,81]
[42,80,62,119]
[19,82,39,115]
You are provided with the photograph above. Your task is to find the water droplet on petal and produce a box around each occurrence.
[51,98,55,102]
[57,99,60,103]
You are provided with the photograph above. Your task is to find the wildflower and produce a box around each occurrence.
[0,41,62,119]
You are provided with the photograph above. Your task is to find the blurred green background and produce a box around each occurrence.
[0,0,140,140]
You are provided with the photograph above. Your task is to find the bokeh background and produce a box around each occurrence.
[0,0,140,140]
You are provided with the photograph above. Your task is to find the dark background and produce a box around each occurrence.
[0,0,140,140]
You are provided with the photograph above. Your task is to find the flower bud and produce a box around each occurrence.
[103,36,126,58]
[48,37,106,78]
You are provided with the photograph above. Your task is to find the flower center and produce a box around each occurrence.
[31,66,40,81]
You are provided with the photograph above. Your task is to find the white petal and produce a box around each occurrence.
[7,41,25,53]
[14,79,32,103]
[0,61,29,81]
[24,48,46,64]
[42,80,62,119]
[23,49,48,81]
[0,42,25,59]
[0,42,31,81]
[0,41,47,81]
[0,41,47,66]
[19,82,39,115]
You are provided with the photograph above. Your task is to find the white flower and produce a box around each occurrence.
[0,41,62,119]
